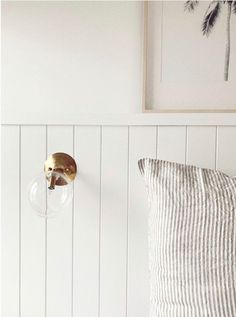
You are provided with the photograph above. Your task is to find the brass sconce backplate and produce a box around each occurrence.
[44,152,77,189]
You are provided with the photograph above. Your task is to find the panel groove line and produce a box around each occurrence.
[185,126,188,164]
[45,125,48,317]
[125,126,130,317]
[71,125,75,317]
[215,126,219,170]
[19,125,22,317]
[156,126,158,159]
[98,125,103,317]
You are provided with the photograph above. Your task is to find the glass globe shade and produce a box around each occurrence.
[28,171,73,218]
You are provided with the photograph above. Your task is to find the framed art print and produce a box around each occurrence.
[143,1,236,112]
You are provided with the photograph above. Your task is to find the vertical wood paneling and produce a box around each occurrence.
[46,126,74,317]
[157,126,186,163]
[128,126,157,317]
[1,126,20,317]
[100,126,129,317]
[73,126,101,317]
[217,127,236,176]
[21,126,46,317]
[3,123,236,317]
[187,126,216,168]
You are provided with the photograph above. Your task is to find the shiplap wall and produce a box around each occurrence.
[2,124,236,317]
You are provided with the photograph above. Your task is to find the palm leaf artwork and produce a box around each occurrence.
[233,0,236,13]
[202,2,221,36]
[184,0,199,11]
[185,0,236,81]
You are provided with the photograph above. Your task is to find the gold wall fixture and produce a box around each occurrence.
[44,152,77,190]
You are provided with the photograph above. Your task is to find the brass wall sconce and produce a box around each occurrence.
[28,153,77,218]
[44,152,77,190]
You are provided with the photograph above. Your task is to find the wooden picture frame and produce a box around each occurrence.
[142,1,236,113]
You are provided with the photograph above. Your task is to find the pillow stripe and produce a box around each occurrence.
[138,158,236,317]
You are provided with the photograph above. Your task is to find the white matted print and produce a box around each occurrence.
[144,1,236,112]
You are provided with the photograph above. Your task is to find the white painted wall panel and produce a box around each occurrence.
[2,124,236,317]
[73,126,101,317]
[187,126,216,169]
[21,126,46,317]
[100,126,129,317]
[46,126,74,317]
[217,127,236,176]
[1,126,20,317]
[157,126,186,163]
[128,126,157,317]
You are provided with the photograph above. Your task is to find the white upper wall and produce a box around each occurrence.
[2,1,143,121]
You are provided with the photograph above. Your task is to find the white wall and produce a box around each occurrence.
[2,1,143,122]
[2,123,236,317]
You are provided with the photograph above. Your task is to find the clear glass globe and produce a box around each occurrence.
[28,172,73,218]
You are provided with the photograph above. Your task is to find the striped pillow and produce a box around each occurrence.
[138,158,236,317]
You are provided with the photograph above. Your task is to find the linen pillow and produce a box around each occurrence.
[138,158,236,317]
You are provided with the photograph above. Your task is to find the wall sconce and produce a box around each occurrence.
[28,152,77,218]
